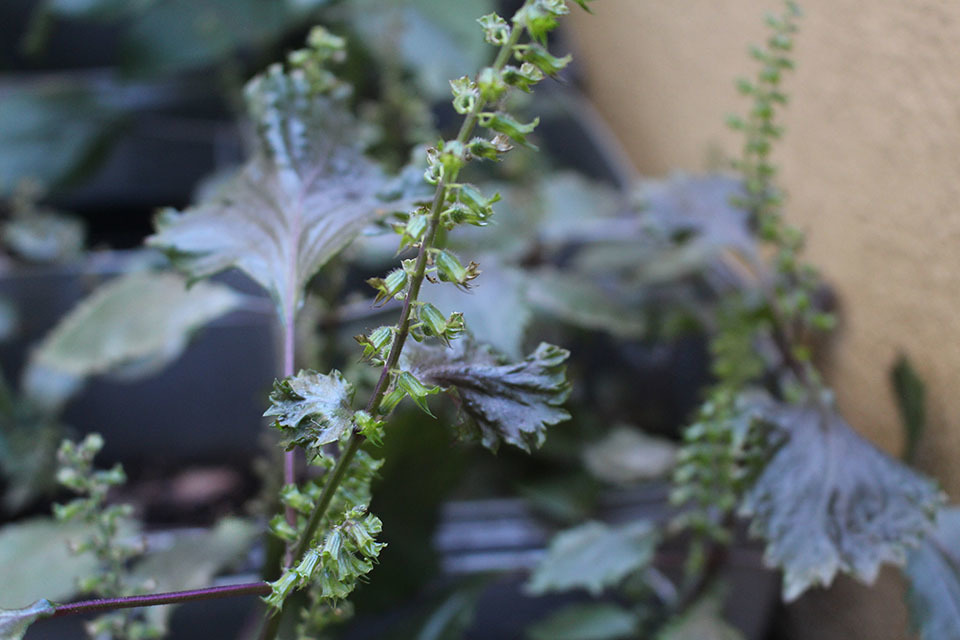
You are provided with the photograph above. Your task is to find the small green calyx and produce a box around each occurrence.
[502,63,544,92]
[478,13,511,45]
[353,410,385,446]
[432,250,480,289]
[450,76,480,115]
[367,269,408,306]
[515,43,572,76]
[479,112,539,148]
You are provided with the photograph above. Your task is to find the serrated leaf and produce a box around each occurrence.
[265,370,355,452]
[130,518,258,632]
[526,521,658,596]
[740,400,944,601]
[22,270,241,411]
[655,592,744,640]
[405,338,571,453]
[0,600,54,640]
[583,426,677,485]
[0,518,97,608]
[148,63,399,324]
[904,507,960,640]
[528,603,638,640]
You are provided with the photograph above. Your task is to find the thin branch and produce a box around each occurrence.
[51,582,271,619]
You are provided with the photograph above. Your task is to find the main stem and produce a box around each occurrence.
[259,22,525,640]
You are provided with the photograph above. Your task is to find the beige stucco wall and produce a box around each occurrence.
[570,2,960,638]
[570,0,960,489]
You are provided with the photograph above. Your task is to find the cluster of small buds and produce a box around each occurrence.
[670,391,773,573]
[266,503,385,610]
[287,26,348,96]
[727,1,833,347]
[55,434,159,640]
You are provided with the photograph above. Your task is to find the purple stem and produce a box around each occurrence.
[51,582,271,619]
[282,314,296,523]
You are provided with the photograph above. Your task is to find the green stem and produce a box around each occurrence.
[259,16,527,640]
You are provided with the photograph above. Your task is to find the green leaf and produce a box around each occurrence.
[526,521,658,596]
[739,400,944,601]
[891,355,926,464]
[582,426,677,485]
[148,62,398,324]
[655,592,744,640]
[405,338,571,453]
[0,86,120,196]
[22,270,241,411]
[0,518,97,608]
[0,600,54,640]
[265,370,356,453]
[904,507,960,640]
[130,518,258,632]
[528,603,638,640]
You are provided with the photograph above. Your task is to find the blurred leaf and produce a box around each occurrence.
[347,0,494,98]
[655,592,744,640]
[0,600,54,640]
[0,87,120,196]
[520,474,599,524]
[120,0,327,76]
[740,400,944,601]
[528,603,638,640]
[583,426,677,485]
[405,338,571,453]
[904,507,960,640]
[891,355,926,464]
[130,518,257,632]
[524,268,645,338]
[265,369,355,454]
[526,521,658,596]
[0,518,97,608]
[413,580,486,640]
[421,261,530,357]
[149,63,400,324]
[41,0,154,20]
[23,270,241,411]
[636,174,754,261]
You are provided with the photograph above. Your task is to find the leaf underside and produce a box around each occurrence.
[740,401,943,601]
[904,507,960,640]
[148,63,400,323]
[525,520,658,596]
[405,338,571,453]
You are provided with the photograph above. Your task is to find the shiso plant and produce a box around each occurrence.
[0,1,587,638]
[524,3,957,639]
